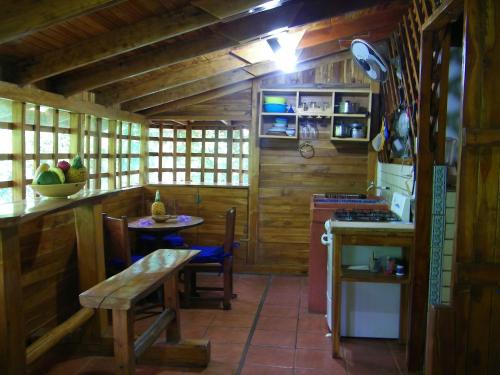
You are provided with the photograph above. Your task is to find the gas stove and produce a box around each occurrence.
[324,192,367,199]
[333,209,402,222]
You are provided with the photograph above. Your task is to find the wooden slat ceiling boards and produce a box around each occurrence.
[0,0,410,115]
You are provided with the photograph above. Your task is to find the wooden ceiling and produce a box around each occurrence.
[0,0,409,119]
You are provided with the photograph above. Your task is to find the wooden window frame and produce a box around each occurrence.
[0,97,146,203]
[147,121,249,185]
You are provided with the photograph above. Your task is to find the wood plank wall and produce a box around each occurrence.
[252,58,375,274]
[158,89,252,121]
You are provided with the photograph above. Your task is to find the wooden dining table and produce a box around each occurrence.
[127,215,204,233]
[127,215,204,251]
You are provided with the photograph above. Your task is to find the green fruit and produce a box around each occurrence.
[66,167,87,183]
[71,155,84,169]
[33,163,50,183]
[49,167,65,183]
[36,171,62,185]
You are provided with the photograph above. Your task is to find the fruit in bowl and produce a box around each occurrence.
[30,156,88,198]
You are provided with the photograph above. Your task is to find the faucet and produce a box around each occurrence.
[366,181,390,192]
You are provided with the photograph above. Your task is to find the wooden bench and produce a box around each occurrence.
[79,248,210,375]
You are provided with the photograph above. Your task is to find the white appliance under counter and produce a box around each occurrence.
[324,219,415,357]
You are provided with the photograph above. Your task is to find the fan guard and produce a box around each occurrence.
[351,39,389,82]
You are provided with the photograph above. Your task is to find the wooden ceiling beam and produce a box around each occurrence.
[0,0,125,44]
[132,0,401,116]
[143,48,352,117]
[298,1,409,48]
[53,34,235,95]
[149,114,251,121]
[97,1,399,107]
[13,1,269,84]
[123,70,254,112]
[191,0,276,19]
[50,0,381,95]
[52,2,303,95]
[96,54,247,105]
[142,81,253,116]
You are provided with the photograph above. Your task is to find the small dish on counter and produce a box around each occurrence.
[152,215,176,223]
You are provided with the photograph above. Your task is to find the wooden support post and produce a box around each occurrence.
[0,226,26,374]
[408,29,434,371]
[70,112,84,157]
[53,109,59,166]
[425,305,456,375]
[108,120,117,189]
[34,105,41,169]
[95,118,102,189]
[435,28,451,164]
[139,121,148,185]
[74,203,108,339]
[185,122,192,183]
[247,79,260,265]
[12,101,26,200]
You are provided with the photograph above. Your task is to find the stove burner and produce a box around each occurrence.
[324,193,367,199]
[333,209,402,222]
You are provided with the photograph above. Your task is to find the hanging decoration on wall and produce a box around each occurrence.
[299,141,315,159]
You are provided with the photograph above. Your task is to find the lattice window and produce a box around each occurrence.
[147,122,249,185]
[0,96,144,203]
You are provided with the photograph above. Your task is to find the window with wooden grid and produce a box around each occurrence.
[85,119,143,190]
[147,122,249,185]
[0,96,145,203]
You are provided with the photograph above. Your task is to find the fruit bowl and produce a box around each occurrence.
[29,182,86,198]
[151,215,177,223]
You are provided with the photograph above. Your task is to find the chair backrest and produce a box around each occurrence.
[223,207,236,255]
[102,213,132,268]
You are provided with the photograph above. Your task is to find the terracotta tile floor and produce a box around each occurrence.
[46,274,411,375]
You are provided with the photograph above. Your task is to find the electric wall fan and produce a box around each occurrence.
[351,39,389,82]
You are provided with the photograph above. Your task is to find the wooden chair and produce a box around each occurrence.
[102,213,162,311]
[102,213,143,275]
[183,207,236,310]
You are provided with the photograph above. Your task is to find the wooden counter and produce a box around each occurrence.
[0,189,122,374]
[329,221,415,368]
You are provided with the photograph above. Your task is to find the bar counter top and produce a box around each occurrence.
[0,188,130,228]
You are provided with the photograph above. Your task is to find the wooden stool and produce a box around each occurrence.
[80,249,210,375]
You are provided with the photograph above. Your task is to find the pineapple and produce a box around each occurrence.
[151,190,166,216]
[66,155,88,183]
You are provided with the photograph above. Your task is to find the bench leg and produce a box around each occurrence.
[164,274,181,343]
[112,309,135,375]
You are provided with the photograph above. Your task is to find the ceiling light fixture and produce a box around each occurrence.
[266,32,299,73]
[249,0,281,14]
